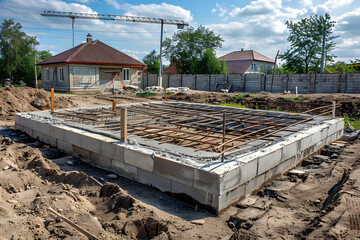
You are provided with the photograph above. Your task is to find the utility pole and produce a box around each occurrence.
[34,51,38,89]
[71,17,75,47]
[320,27,326,74]
[41,11,189,86]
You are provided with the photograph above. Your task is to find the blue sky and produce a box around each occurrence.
[0,0,359,64]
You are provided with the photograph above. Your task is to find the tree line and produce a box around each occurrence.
[0,19,52,85]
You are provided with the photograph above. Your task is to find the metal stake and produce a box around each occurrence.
[221,112,226,162]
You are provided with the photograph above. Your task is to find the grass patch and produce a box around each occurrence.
[136,91,157,97]
[12,84,27,87]
[167,91,175,95]
[284,96,303,101]
[55,91,100,95]
[230,94,244,99]
[344,116,360,129]
[220,102,248,108]
[0,83,3,87]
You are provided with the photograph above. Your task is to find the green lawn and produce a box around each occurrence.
[344,116,360,129]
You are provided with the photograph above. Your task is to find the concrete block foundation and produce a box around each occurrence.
[14,101,344,213]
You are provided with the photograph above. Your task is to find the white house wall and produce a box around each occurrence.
[245,61,274,74]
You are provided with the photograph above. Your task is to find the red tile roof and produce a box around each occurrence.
[37,40,146,67]
[163,63,177,74]
[219,50,274,63]
[218,50,274,74]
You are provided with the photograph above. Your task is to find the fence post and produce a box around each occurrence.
[243,74,247,92]
[195,75,197,90]
[120,108,127,141]
[209,75,211,92]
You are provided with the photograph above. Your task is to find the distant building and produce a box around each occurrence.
[37,34,146,92]
[163,49,275,74]
[218,50,275,74]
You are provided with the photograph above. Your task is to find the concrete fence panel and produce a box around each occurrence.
[144,72,360,94]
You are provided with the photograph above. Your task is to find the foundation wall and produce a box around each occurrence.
[14,108,344,213]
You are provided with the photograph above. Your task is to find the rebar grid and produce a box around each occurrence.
[53,102,339,154]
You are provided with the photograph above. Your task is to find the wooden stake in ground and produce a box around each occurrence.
[112,101,116,111]
[120,108,128,141]
[51,88,54,112]
[164,84,167,101]
[48,207,99,240]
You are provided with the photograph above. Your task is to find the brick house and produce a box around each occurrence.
[37,34,146,92]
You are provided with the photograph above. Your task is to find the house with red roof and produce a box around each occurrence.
[163,49,274,74]
[37,34,146,92]
[218,50,275,74]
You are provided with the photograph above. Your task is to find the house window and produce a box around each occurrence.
[251,64,256,71]
[46,68,49,82]
[58,67,64,82]
[123,68,130,81]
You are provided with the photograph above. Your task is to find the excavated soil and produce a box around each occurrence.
[1,87,360,239]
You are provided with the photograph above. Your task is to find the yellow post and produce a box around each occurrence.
[120,108,128,141]
[51,88,54,113]
[164,84,167,101]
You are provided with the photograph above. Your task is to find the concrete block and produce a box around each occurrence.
[320,127,328,139]
[218,184,246,211]
[328,123,337,136]
[37,121,51,136]
[114,145,125,162]
[257,148,282,175]
[336,119,344,131]
[300,135,312,151]
[171,180,213,206]
[73,145,91,160]
[153,156,194,186]
[90,151,100,162]
[112,160,137,180]
[98,155,112,169]
[245,173,266,196]
[124,148,154,172]
[65,130,82,146]
[50,125,65,141]
[100,141,117,160]
[239,159,258,185]
[281,141,298,162]
[14,114,20,125]
[80,135,101,153]
[193,168,220,195]
[137,169,171,192]
[57,140,73,154]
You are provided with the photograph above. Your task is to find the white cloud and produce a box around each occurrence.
[104,0,120,10]
[230,0,282,17]
[339,38,359,48]
[123,3,193,23]
[121,49,149,61]
[302,0,312,6]
[211,3,227,17]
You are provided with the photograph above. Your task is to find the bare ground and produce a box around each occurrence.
[1,87,360,239]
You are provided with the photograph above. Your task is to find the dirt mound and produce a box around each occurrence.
[0,87,76,122]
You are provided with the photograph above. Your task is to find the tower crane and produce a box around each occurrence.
[41,10,189,87]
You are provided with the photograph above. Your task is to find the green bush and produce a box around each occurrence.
[136,91,157,97]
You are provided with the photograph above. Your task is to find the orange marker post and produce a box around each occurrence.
[112,101,117,111]
[176,93,178,102]
[164,84,167,101]
[51,88,54,113]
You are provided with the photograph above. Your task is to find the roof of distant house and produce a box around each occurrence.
[37,40,146,67]
[163,63,177,74]
[218,50,275,74]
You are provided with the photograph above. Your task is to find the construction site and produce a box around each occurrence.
[1,6,360,239]
[1,85,360,239]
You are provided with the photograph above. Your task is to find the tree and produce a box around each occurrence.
[195,48,228,74]
[327,61,356,73]
[142,50,160,74]
[0,19,38,81]
[163,26,224,74]
[280,13,338,74]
